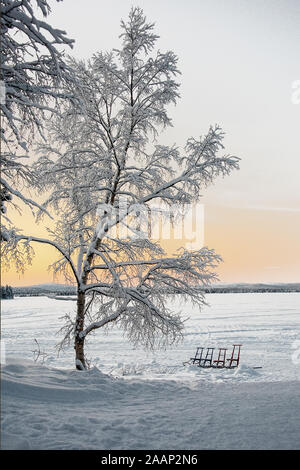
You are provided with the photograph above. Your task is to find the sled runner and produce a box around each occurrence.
[190,347,205,365]
[189,344,242,369]
[226,344,242,369]
[213,348,227,368]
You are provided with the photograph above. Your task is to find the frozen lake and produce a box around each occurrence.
[2,292,300,450]
[2,293,300,384]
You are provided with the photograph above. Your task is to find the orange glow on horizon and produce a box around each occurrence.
[1,203,299,287]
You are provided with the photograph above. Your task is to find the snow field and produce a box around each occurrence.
[1,293,300,449]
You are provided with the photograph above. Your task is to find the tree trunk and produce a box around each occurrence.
[74,291,86,370]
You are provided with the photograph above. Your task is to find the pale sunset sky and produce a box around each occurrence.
[2,0,300,286]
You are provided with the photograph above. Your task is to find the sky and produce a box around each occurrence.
[2,0,300,285]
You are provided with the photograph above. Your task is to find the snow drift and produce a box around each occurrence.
[1,358,300,450]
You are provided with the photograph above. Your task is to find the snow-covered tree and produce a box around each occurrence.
[2,8,240,370]
[0,0,74,239]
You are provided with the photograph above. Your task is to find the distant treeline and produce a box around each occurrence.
[7,283,300,297]
[13,286,76,297]
[203,284,300,294]
[204,286,300,294]
[170,284,300,294]
[0,285,14,299]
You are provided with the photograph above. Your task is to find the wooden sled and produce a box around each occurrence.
[187,344,242,369]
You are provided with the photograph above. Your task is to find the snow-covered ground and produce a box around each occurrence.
[1,293,300,449]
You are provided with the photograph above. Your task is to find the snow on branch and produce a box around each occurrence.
[1,0,75,235]
[1,0,74,145]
